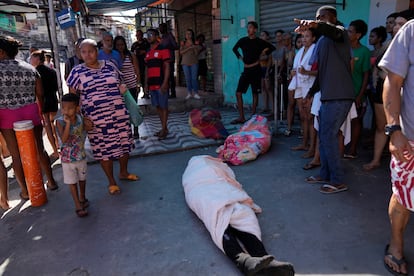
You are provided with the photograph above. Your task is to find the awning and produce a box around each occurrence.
[0,0,48,14]
[85,0,159,14]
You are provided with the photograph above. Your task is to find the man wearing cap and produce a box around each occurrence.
[296,6,355,194]
[64,38,84,80]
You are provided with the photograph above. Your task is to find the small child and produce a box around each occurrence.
[56,94,88,217]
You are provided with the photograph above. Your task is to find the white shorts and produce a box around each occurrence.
[62,159,87,184]
[294,87,304,99]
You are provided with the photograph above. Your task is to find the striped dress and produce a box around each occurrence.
[67,61,134,160]
[120,55,137,90]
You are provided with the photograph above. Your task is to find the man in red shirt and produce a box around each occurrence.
[145,29,171,140]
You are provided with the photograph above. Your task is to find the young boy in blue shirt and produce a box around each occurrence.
[56,94,89,217]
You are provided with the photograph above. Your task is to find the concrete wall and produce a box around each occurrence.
[220,0,259,105]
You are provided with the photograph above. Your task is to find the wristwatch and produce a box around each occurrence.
[385,125,402,136]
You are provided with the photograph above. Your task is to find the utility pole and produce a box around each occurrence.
[47,0,63,99]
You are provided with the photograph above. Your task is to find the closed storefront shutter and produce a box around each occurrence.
[259,0,336,34]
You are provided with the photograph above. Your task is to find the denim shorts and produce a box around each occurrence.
[150,90,168,109]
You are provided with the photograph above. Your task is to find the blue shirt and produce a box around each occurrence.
[98,49,122,68]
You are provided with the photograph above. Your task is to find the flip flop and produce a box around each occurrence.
[363,163,380,171]
[108,185,121,195]
[80,199,89,209]
[303,163,321,170]
[319,184,348,194]
[119,174,140,181]
[305,176,328,184]
[46,181,59,191]
[75,208,88,218]
[384,244,409,276]
[291,145,309,151]
[230,118,246,125]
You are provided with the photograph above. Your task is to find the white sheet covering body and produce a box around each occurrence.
[182,155,262,252]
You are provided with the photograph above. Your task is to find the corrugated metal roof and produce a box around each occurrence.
[85,0,156,14]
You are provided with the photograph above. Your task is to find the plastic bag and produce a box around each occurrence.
[123,90,143,127]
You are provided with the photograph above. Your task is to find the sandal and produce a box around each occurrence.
[230,118,246,125]
[119,174,140,181]
[75,208,88,218]
[319,184,348,194]
[302,151,315,159]
[108,185,121,195]
[305,176,328,184]
[303,163,320,170]
[80,199,89,209]
[384,244,409,276]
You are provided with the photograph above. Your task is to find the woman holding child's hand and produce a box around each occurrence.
[66,39,139,196]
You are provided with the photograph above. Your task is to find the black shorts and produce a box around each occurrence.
[198,59,208,77]
[236,65,262,94]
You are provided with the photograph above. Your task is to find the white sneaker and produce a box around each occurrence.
[185,94,192,100]
[193,94,201,100]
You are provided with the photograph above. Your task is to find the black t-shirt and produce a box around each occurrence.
[36,65,58,101]
[131,39,150,62]
[233,37,275,65]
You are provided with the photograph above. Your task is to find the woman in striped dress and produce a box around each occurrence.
[67,39,139,195]
[114,36,141,138]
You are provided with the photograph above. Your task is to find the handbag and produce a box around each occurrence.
[123,90,143,127]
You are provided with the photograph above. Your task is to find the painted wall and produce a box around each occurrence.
[337,0,371,45]
[220,0,259,105]
[337,0,410,47]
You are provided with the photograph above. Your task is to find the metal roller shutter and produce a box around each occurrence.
[260,0,336,34]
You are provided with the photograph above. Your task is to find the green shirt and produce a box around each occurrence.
[352,45,371,97]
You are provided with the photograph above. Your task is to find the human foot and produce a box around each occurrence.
[384,244,408,276]
[46,180,59,191]
[302,151,315,158]
[0,199,9,211]
[363,162,380,171]
[75,208,88,218]
[291,145,308,151]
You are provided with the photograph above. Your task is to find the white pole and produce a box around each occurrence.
[47,1,63,100]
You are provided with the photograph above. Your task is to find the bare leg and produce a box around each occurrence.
[79,180,86,202]
[118,154,130,179]
[0,133,10,157]
[363,103,388,170]
[385,194,409,275]
[42,113,59,157]
[348,117,362,156]
[0,129,27,197]
[33,126,57,189]
[262,78,269,111]
[100,160,117,187]
[236,92,245,122]
[69,183,83,210]
[161,108,169,132]
[286,90,295,131]
[0,161,8,210]
[252,93,259,115]
[292,98,309,151]
[49,112,59,153]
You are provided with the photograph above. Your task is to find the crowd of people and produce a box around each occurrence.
[0,3,413,275]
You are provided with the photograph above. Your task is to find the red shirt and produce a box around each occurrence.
[145,44,171,90]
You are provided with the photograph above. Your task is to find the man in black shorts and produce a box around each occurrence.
[231,21,275,124]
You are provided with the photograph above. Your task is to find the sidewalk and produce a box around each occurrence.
[1,132,412,275]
